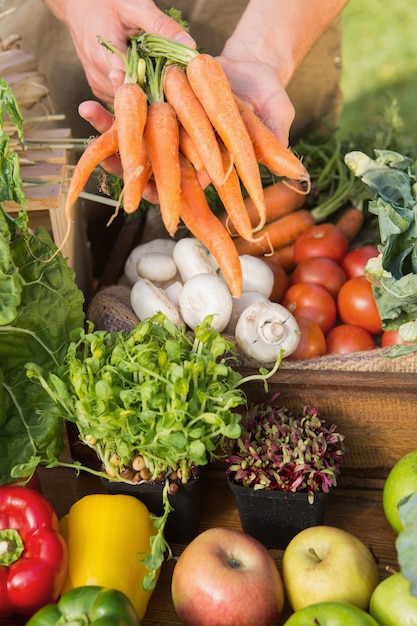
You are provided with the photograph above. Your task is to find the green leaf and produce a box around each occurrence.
[0,78,24,140]
[397,491,417,597]
[0,218,85,483]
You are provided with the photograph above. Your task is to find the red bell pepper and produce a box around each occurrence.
[0,486,68,617]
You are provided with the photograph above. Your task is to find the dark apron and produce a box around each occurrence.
[1,0,343,141]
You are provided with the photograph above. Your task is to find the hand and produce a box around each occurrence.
[50,0,196,104]
[217,56,295,147]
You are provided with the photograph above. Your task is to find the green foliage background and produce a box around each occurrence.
[339,1,417,149]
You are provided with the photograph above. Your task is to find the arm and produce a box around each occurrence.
[42,0,195,103]
[219,0,349,145]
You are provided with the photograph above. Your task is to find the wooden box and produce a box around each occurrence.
[240,364,417,489]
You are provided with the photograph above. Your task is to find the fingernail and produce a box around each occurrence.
[174,31,196,48]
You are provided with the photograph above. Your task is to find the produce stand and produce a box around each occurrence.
[0,458,399,626]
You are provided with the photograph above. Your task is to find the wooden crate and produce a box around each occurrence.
[241,366,417,489]
[3,127,93,294]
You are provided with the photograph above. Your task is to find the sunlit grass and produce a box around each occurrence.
[338,1,417,148]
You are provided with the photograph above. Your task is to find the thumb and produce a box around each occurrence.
[125,0,196,48]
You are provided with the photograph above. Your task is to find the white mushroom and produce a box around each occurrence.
[223,291,269,336]
[235,301,301,363]
[124,239,176,284]
[238,255,275,298]
[165,280,183,307]
[136,252,178,284]
[178,273,232,332]
[130,278,182,325]
[173,238,219,283]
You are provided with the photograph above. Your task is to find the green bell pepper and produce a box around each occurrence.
[25,585,141,626]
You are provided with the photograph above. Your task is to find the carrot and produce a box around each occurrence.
[186,54,266,230]
[233,209,315,256]
[220,180,307,235]
[213,139,264,243]
[144,100,181,237]
[114,82,148,213]
[264,245,296,273]
[179,154,242,297]
[234,95,310,186]
[64,124,118,216]
[164,63,226,188]
[335,206,365,243]
[178,124,205,172]
[121,139,153,214]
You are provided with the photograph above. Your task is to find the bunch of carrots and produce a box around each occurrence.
[64,32,311,297]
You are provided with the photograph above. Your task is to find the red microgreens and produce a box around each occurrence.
[226,393,347,503]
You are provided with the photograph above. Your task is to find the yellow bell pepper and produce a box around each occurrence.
[59,494,160,621]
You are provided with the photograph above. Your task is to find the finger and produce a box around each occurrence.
[255,93,295,148]
[122,0,196,48]
[78,100,114,134]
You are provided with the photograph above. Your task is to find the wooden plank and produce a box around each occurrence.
[0,465,398,626]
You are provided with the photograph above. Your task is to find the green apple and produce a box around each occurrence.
[283,601,380,625]
[370,572,417,625]
[383,449,417,533]
[282,525,379,612]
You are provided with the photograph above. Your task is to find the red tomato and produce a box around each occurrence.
[341,245,379,279]
[287,317,327,360]
[381,329,417,348]
[290,256,347,299]
[282,282,337,335]
[337,276,382,335]
[261,258,289,303]
[293,223,349,265]
[326,324,376,355]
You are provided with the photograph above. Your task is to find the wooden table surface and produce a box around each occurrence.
[0,460,398,626]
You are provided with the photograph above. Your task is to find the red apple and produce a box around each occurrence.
[171,527,284,626]
[282,526,379,612]
[283,601,380,625]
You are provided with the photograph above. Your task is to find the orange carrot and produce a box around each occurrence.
[144,100,181,237]
[164,63,226,188]
[233,209,315,256]
[121,139,153,214]
[234,95,311,186]
[186,54,266,230]
[335,206,365,243]
[265,245,296,273]
[114,82,148,213]
[179,154,242,297]
[213,140,263,243]
[178,124,205,172]
[220,180,307,235]
[64,124,118,216]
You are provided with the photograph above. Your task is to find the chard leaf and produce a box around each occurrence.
[0,212,85,483]
[397,491,417,597]
[346,149,417,329]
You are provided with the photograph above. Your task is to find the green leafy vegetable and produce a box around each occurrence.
[397,490,417,597]
[0,79,85,484]
[345,149,417,330]
[29,313,247,484]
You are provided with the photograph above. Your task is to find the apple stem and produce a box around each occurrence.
[308,547,323,563]
[385,564,399,575]
[228,555,242,569]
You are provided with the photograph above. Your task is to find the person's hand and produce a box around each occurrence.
[217,57,295,148]
[48,0,196,104]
